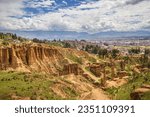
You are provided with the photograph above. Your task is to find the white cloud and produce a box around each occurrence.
[0,0,24,18]
[62,1,68,6]
[26,0,55,8]
[0,0,150,33]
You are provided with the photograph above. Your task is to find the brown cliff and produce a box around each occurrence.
[89,63,104,77]
[0,44,66,74]
[59,64,84,76]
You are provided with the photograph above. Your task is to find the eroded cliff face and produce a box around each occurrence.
[0,44,67,74]
[59,64,84,76]
[89,63,104,77]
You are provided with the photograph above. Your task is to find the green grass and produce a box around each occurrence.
[85,67,90,72]
[0,71,66,100]
[105,72,150,100]
[0,71,83,100]
[67,54,83,64]
[48,42,63,47]
[63,86,78,99]
[88,56,97,63]
[141,92,150,100]
[84,67,97,77]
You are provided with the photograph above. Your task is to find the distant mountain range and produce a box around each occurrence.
[1,30,150,40]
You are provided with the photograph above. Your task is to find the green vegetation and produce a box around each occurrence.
[141,92,150,100]
[0,32,27,44]
[105,72,150,100]
[63,42,72,48]
[88,56,97,63]
[0,32,150,100]
[128,47,141,54]
[63,87,78,99]
[84,45,120,59]
[48,42,63,47]
[67,53,83,64]
[111,49,120,58]
[0,71,79,100]
[85,45,100,54]
[140,49,150,68]
[98,48,108,58]
[32,38,75,48]
[2,40,9,46]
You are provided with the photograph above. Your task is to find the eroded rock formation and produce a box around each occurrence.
[59,64,84,75]
[117,71,129,78]
[0,44,65,74]
[89,63,103,77]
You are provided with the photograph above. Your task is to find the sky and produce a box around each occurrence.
[0,0,150,35]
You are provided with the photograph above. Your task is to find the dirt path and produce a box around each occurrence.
[79,67,110,100]
[105,78,127,88]
[79,88,110,100]
[82,67,98,81]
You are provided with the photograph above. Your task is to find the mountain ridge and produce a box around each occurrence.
[1,30,150,40]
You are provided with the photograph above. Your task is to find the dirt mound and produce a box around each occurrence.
[130,84,150,100]
[49,74,110,100]
[105,78,128,88]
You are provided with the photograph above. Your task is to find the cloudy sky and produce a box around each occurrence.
[0,0,150,34]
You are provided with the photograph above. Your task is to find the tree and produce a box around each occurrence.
[145,49,150,56]
[12,34,17,39]
[81,46,85,50]
[140,49,150,68]
[92,46,99,54]
[111,49,119,58]
[98,48,108,58]
[0,33,4,39]
[33,38,42,43]
[63,42,71,48]
[128,48,141,55]
[85,45,90,52]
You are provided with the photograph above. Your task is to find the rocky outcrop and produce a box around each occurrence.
[59,64,84,75]
[120,60,125,71]
[117,71,129,78]
[0,44,65,74]
[89,63,104,77]
[82,73,94,82]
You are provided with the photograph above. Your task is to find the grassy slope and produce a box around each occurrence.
[105,72,150,100]
[0,71,78,100]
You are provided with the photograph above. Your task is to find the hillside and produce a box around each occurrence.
[0,44,110,100]
[0,33,108,100]
[0,33,150,100]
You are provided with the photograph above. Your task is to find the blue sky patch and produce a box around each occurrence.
[0,0,149,34]
[23,0,98,16]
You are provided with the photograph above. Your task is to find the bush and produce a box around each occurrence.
[128,48,141,54]
[111,49,120,58]
[2,41,9,45]
[98,48,108,58]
